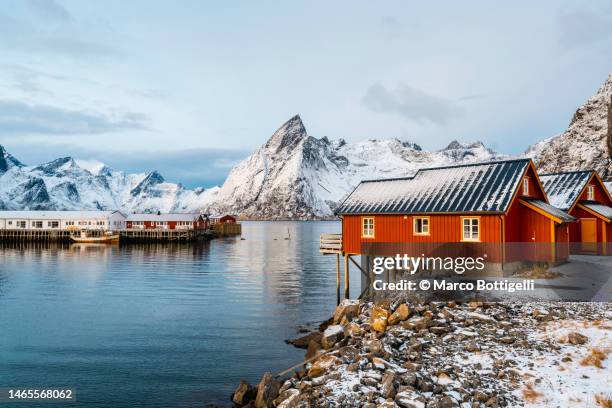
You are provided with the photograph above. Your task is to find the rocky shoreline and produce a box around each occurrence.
[231,298,611,408]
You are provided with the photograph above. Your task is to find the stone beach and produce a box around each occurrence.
[232,297,611,408]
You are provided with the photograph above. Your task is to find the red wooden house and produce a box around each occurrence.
[540,170,612,255]
[209,214,237,225]
[126,213,209,230]
[329,159,574,275]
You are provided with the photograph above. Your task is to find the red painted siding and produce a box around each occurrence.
[342,214,502,261]
[505,199,552,243]
[555,224,570,261]
[519,166,547,200]
[504,198,555,262]
[569,206,608,254]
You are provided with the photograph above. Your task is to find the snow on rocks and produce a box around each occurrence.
[233,300,611,407]
[527,72,612,176]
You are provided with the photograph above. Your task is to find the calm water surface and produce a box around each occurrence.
[0,221,360,407]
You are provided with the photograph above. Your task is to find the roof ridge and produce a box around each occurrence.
[539,170,595,176]
[415,158,530,174]
[361,175,415,183]
[360,158,530,184]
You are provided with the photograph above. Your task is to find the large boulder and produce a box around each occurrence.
[307,354,339,378]
[232,380,256,406]
[321,325,345,349]
[286,331,322,349]
[380,371,397,399]
[274,388,299,408]
[388,304,410,325]
[254,372,281,408]
[305,340,322,360]
[371,305,390,333]
[333,299,360,324]
[567,332,588,345]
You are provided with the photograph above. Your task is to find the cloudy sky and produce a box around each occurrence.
[0,1,611,187]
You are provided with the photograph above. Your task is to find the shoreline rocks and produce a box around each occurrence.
[232,298,610,407]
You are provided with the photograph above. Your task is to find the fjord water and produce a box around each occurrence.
[0,221,358,407]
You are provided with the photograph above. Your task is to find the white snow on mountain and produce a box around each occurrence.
[0,147,219,213]
[208,115,505,219]
[6,70,609,220]
[526,72,612,177]
[0,116,504,218]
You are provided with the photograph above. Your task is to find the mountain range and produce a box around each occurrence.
[1,73,610,218]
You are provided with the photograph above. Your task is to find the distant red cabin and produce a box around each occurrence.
[541,170,612,255]
[210,214,237,225]
[334,159,575,273]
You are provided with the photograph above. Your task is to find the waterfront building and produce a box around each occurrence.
[125,213,209,230]
[0,210,126,231]
[323,159,576,282]
[540,170,612,255]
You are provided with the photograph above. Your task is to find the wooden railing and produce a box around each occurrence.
[320,233,342,254]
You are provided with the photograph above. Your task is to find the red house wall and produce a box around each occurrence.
[555,224,570,261]
[520,166,547,201]
[504,198,554,262]
[342,214,502,261]
[577,176,612,204]
[504,199,552,243]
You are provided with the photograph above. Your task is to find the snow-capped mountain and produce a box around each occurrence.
[208,115,505,219]
[526,73,612,177]
[6,72,609,219]
[0,146,218,213]
[0,116,503,218]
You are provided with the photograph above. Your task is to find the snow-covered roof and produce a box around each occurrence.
[580,202,612,221]
[337,159,530,214]
[539,171,592,211]
[520,198,575,223]
[209,214,236,219]
[126,213,202,222]
[0,210,124,220]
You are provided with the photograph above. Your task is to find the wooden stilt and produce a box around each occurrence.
[336,254,340,305]
[344,254,350,299]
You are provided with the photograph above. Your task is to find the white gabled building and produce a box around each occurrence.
[0,211,126,231]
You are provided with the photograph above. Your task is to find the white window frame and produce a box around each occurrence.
[523,177,529,195]
[413,217,430,236]
[461,217,480,242]
[361,217,375,238]
[587,185,595,200]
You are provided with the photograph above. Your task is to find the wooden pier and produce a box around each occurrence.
[120,228,210,242]
[320,233,374,304]
[0,228,211,242]
[212,223,242,236]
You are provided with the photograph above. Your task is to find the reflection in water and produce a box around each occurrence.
[0,221,355,407]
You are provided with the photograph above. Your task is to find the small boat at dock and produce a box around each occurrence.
[70,230,120,243]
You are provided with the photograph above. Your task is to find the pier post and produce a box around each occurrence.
[344,254,349,299]
[336,254,340,305]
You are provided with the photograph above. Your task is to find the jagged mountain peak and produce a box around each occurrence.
[443,140,464,150]
[208,115,504,219]
[264,114,308,153]
[596,72,612,96]
[144,170,165,184]
[129,170,166,197]
[441,140,486,151]
[33,156,81,175]
[0,145,25,173]
[528,72,612,177]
